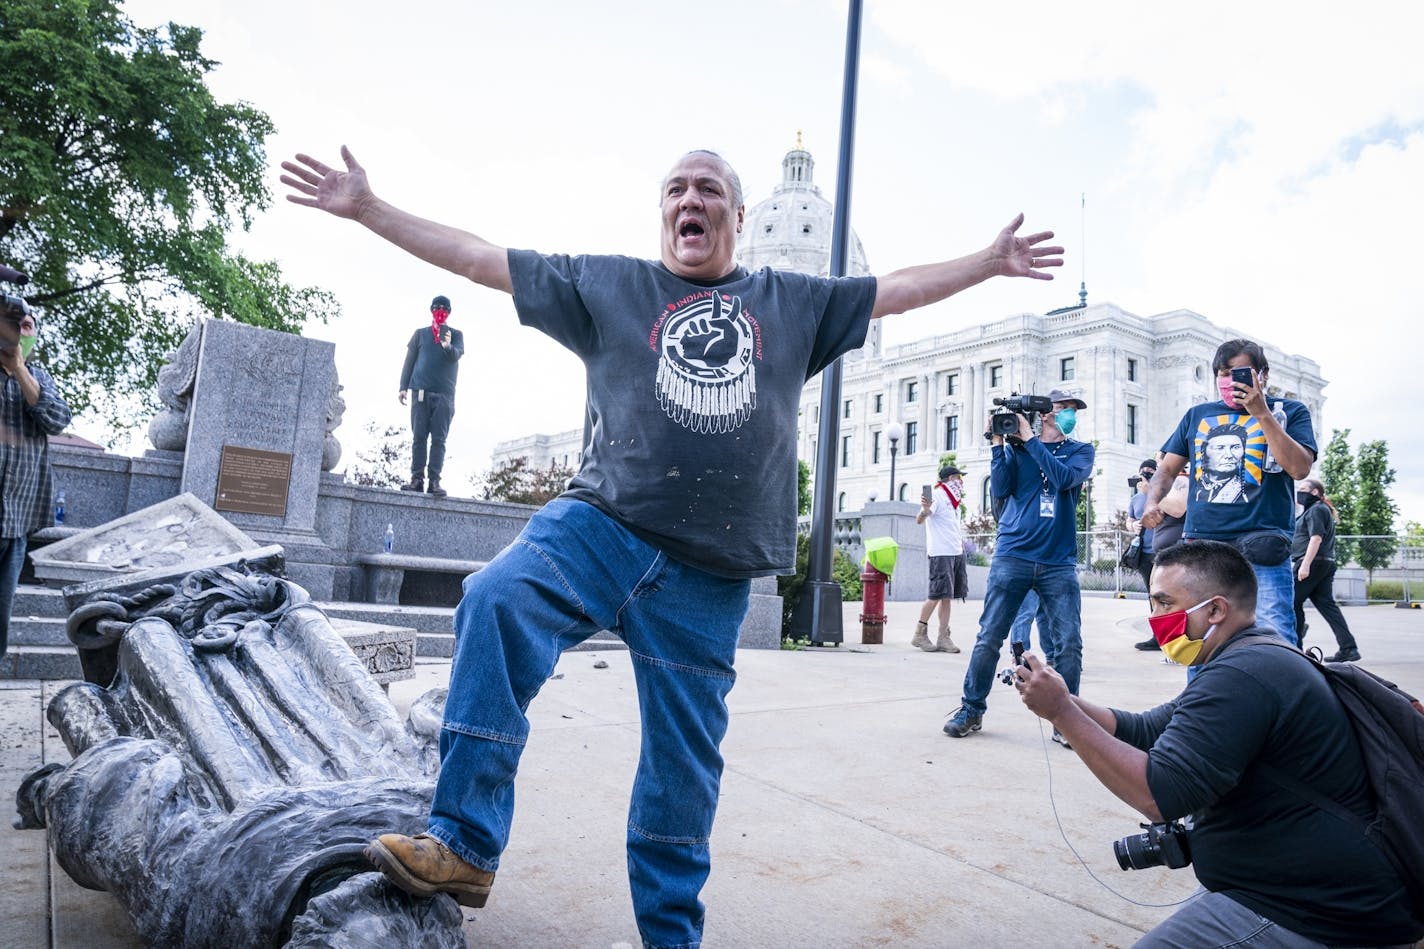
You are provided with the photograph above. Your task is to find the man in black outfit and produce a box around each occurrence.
[399,294,464,497]
[1292,477,1360,661]
[1014,541,1420,946]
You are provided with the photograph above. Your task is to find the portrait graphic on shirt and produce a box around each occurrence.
[650,289,761,434]
[1191,413,1266,504]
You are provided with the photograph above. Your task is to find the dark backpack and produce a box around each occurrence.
[1232,637,1424,915]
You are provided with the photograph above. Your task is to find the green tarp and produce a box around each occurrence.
[863,536,898,577]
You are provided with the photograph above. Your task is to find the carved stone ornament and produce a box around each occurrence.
[146,323,204,452]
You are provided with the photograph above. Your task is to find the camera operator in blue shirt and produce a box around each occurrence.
[944,388,1094,741]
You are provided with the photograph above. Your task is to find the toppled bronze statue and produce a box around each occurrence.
[14,563,464,947]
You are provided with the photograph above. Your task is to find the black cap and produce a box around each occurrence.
[431,295,451,311]
[1139,458,1158,472]
[938,464,965,480]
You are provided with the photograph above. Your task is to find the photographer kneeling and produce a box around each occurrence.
[1013,540,1419,947]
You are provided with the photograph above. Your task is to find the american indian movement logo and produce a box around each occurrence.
[649,289,762,434]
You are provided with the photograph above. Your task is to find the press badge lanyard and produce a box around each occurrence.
[1039,441,1069,518]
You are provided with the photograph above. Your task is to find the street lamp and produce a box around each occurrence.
[886,421,904,501]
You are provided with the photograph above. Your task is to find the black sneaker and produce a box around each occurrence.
[400,478,424,493]
[943,707,983,738]
[1325,649,1361,663]
[1051,729,1073,750]
[1133,638,1161,651]
[426,477,447,498]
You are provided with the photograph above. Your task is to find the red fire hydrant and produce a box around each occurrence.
[859,563,889,644]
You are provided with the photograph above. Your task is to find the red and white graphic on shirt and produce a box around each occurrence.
[649,289,761,434]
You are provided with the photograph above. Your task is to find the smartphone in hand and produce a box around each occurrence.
[1229,366,1254,389]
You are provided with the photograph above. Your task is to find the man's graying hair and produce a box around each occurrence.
[662,150,744,207]
[1154,540,1257,614]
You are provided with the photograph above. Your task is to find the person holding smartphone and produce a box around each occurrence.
[913,464,968,653]
[1140,339,1316,653]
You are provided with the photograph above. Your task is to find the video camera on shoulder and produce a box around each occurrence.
[988,393,1054,441]
[0,265,32,354]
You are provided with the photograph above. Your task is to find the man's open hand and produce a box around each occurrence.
[281,146,374,221]
[990,214,1064,281]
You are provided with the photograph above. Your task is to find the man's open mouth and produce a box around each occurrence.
[679,220,705,239]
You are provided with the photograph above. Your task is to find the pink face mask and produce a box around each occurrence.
[1217,377,1238,407]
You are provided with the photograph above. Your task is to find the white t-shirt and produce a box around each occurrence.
[924,481,964,556]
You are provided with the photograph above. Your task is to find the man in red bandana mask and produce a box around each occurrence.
[1013,540,1421,947]
[398,294,464,496]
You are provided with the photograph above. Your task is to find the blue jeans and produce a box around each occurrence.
[1187,561,1296,682]
[1252,561,1297,647]
[1008,589,1056,659]
[428,498,749,949]
[1137,891,1332,947]
[961,556,1082,716]
[0,536,27,664]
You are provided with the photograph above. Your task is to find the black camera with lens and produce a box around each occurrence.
[1114,820,1191,871]
[988,393,1054,440]
[997,640,1027,686]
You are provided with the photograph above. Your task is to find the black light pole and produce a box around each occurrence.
[886,421,904,501]
[790,0,864,646]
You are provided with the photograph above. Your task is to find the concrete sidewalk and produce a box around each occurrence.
[2,595,1420,948]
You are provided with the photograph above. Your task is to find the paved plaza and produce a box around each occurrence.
[2,594,1420,948]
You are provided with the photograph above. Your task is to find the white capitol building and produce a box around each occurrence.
[493,141,1327,524]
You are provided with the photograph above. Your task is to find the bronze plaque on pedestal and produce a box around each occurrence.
[215,446,292,517]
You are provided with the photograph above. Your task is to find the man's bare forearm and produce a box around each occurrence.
[356,197,512,294]
[871,248,998,318]
[1053,704,1163,821]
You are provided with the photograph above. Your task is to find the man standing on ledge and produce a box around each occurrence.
[281,144,1062,949]
[399,294,464,497]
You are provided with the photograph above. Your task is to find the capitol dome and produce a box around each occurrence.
[736,137,870,278]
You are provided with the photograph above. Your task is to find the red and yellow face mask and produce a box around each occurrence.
[1148,597,1219,666]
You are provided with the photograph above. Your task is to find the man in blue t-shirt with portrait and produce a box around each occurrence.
[1141,338,1317,650]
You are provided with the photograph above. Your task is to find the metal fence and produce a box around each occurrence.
[963,532,1424,603]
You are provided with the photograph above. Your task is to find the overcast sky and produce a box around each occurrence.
[107,0,1424,522]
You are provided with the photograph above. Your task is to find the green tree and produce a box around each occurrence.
[1319,428,1359,564]
[475,456,576,506]
[344,423,406,488]
[0,0,336,428]
[1353,439,1398,579]
[797,458,811,516]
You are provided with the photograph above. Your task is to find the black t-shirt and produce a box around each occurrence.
[1291,501,1337,563]
[399,326,465,394]
[509,251,876,578]
[1112,629,1419,944]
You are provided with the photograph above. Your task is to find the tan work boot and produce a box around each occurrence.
[932,628,961,653]
[911,620,932,650]
[365,833,495,907]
